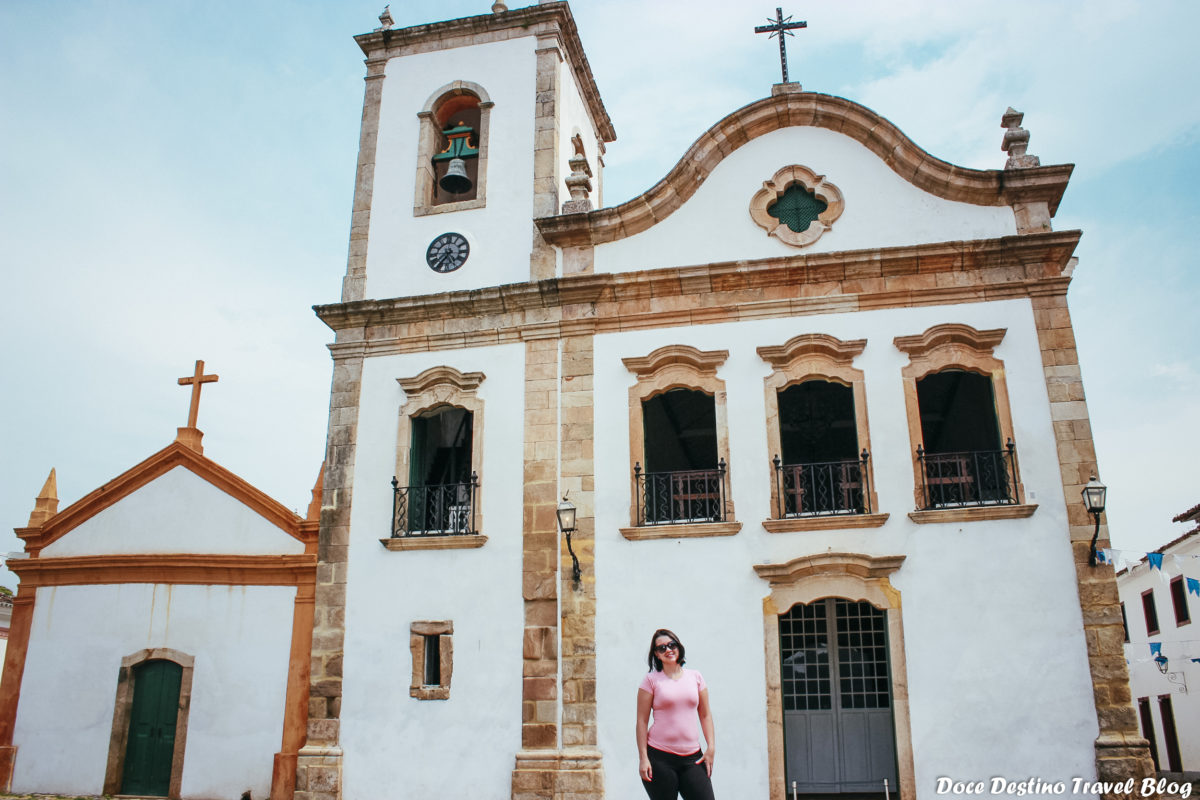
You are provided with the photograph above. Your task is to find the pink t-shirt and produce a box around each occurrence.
[638,668,707,755]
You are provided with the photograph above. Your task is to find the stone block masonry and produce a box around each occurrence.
[1031,288,1158,799]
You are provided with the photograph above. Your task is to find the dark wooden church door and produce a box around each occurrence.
[781,599,898,795]
[121,659,182,796]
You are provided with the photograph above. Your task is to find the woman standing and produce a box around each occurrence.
[636,628,717,800]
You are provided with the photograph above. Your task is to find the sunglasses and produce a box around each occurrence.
[654,642,679,654]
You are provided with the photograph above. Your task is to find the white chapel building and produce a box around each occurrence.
[1,3,1161,800]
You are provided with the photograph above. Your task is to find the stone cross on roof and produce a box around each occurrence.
[175,360,218,452]
[755,7,807,85]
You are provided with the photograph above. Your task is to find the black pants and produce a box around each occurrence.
[642,745,716,800]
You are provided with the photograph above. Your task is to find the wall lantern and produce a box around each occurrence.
[1082,475,1107,567]
[1155,654,1170,675]
[557,494,582,588]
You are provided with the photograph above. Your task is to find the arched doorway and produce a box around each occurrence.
[104,648,194,799]
[755,553,915,800]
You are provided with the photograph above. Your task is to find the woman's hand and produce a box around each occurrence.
[639,756,653,782]
[696,747,715,777]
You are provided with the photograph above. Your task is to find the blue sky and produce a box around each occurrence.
[2,0,1197,587]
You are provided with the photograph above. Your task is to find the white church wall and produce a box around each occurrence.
[365,38,538,300]
[11,582,296,798]
[591,298,1099,796]
[592,126,1018,275]
[1119,535,1200,773]
[340,343,525,800]
[40,465,305,557]
[556,57,603,209]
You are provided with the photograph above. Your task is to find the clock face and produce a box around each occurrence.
[426,232,470,273]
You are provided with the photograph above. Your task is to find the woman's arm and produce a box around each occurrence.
[636,688,654,782]
[697,687,716,777]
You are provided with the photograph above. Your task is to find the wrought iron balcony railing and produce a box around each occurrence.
[633,460,728,526]
[773,450,871,518]
[391,473,479,537]
[916,440,1018,509]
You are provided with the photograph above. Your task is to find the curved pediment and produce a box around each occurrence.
[537,91,1072,247]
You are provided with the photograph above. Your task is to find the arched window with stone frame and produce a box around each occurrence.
[619,346,740,540]
[758,335,886,532]
[894,324,1031,518]
[414,81,493,215]
[387,367,487,550]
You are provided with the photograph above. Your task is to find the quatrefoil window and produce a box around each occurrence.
[749,165,844,247]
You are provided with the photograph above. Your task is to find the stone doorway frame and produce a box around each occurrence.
[754,553,914,800]
[103,647,195,799]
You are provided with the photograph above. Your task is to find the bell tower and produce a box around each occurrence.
[297,5,614,800]
[337,1,615,304]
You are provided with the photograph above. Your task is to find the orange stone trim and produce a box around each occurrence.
[272,580,316,800]
[9,553,317,589]
[536,92,1071,247]
[17,441,314,556]
[0,591,34,791]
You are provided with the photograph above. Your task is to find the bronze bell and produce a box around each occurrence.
[439,158,472,194]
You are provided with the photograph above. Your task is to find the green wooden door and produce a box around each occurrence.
[121,659,182,796]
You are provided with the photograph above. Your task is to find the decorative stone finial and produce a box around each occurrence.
[175,360,219,454]
[561,134,594,214]
[27,469,59,527]
[492,1,509,12]
[375,5,394,31]
[1001,107,1040,169]
[307,464,326,522]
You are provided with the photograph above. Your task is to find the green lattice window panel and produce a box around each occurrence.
[767,184,828,234]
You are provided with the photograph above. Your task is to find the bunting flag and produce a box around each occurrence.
[1193,658,1200,665]
[1096,549,1110,565]
[1148,552,1164,571]
[1188,577,1200,598]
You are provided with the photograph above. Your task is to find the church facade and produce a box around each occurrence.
[0,3,1159,799]
[295,3,1155,800]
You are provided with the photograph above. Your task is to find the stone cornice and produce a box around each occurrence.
[9,553,317,589]
[893,323,1007,358]
[315,231,1081,346]
[754,552,906,586]
[536,92,1072,246]
[621,345,729,378]
[355,2,615,143]
[756,334,867,370]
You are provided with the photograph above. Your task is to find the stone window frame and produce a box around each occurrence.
[410,620,453,700]
[756,334,887,533]
[893,323,1035,524]
[382,366,487,551]
[414,81,494,217]
[753,552,915,800]
[749,164,845,248]
[104,648,195,799]
[618,345,741,541]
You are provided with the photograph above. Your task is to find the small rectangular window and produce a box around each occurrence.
[1169,576,1190,626]
[1121,602,1129,643]
[410,620,453,700]
[1142,589,1160,635]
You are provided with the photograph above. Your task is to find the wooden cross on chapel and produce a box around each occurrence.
[176,360,218,451]
[755,7,807,84]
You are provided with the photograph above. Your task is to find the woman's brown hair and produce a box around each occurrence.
[646,628,687,671]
